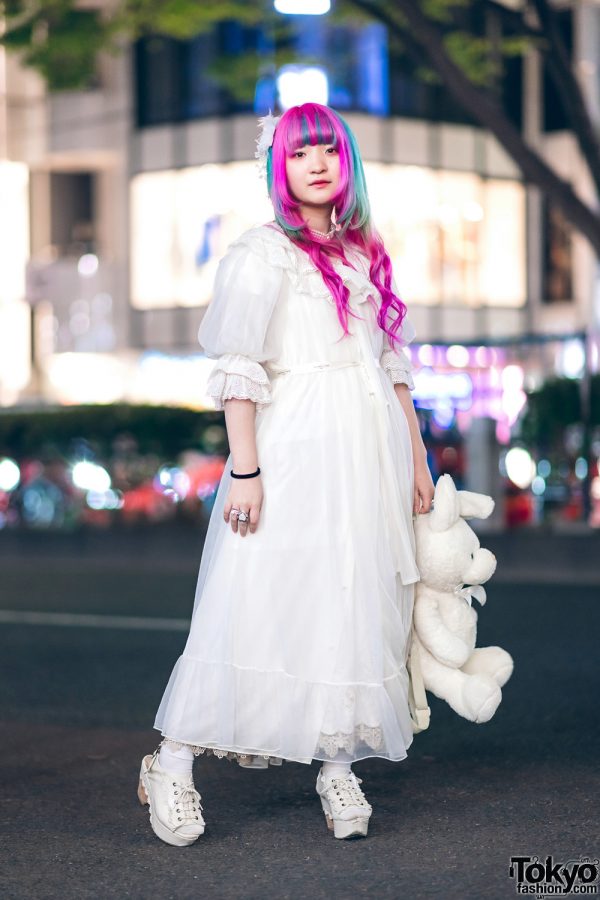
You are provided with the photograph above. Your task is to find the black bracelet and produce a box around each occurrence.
[231,466,261,479]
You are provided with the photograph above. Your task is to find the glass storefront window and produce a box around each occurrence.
[130,161,526,310]
[542,198,573,304]
[368,165,525,308]
[130,164,273,309]
[134,17,410,124]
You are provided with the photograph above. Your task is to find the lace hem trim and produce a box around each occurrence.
[160,723,386,766]
[380,348,416,391]
[316,724,384,758]
[206,353,272,411]
[160,738,283,767]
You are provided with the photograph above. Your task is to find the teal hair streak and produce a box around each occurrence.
[335,111,371,235]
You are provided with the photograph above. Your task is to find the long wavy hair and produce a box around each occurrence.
[266,102,408,351]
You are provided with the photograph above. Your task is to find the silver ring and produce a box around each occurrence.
[237,510,249,523]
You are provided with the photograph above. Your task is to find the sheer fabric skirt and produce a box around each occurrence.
[154,365,418,764]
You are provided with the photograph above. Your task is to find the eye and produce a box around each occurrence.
[293,150,305,158]
[325,146,337,154]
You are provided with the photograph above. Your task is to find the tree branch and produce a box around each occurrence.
[529,0,600,200]
[482,0,545,43]
[484,0,600,198]
[348,0,600,257]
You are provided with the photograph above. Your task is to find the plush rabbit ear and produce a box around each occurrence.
[428,473,460,532]
[457,491,495,520]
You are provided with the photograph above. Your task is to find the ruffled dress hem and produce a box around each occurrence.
[153,654,415,766]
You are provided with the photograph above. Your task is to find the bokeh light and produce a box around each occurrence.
[72,461,111,493]
[505,447,536,489]
[77,253,99,277]
[277,66,328,109]
[0,457,20,492]
[274,0,330,12]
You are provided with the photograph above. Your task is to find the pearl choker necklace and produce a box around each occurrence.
[308,223,337,240]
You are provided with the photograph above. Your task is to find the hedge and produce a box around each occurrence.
[0,404,228,461]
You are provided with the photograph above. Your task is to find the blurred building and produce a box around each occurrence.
[1,1,599,488]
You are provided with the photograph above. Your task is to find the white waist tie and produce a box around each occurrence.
[268,360,364,376]
[267,351,420,587]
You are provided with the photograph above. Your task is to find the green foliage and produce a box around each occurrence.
[443,31,500,87]
[519,375,600,452]
[0,0,541,94]
[0,404,228,461]
[115,0,264,40]
[1,4,108,90]
[0,0,267,90]
[421,0,470,25]
[206,46,297,105]
[500,36,531,58]
[414,65,442,86]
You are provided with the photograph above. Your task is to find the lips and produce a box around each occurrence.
[310,180,330,186]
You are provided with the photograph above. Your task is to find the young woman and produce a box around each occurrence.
[138,102,435,844]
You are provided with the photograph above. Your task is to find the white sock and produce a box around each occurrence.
[322,761,352,783]
[158,742,195,776]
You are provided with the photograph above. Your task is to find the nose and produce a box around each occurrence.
[309,149,327,173]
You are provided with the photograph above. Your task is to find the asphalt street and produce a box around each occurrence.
[0,527,598,900]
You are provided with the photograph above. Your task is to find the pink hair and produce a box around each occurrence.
[266,102,409,351]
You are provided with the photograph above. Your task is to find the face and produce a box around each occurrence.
[285,143,340,208]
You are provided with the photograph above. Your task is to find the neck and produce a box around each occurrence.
[299,203,335,234]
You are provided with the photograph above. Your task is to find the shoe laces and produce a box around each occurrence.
[170,776,204,824]
[323,772,371,810]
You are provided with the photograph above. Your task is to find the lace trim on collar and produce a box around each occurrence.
[230,223,377,303]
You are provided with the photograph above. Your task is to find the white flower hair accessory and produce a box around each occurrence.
[255,109,281,181]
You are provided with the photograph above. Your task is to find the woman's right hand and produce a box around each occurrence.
[224,475,264,537]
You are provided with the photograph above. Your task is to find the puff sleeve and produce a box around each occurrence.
[379,280,418,391]
[198,236,284,411]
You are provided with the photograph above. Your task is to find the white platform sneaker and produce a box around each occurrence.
[137,749,206,847]
[315,768,373,839]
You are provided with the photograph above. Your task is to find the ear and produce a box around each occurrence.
[457,491,495,520]
[428,473,460,533]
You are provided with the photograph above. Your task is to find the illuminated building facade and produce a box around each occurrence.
[2,1,599,513]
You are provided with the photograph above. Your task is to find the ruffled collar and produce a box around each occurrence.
[262,222,376,303]
[253,222,416,343]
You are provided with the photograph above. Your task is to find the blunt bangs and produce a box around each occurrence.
[281,105,339,154]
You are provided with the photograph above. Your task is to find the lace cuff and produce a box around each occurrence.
[206,353,272,411]
[380,348,416,391]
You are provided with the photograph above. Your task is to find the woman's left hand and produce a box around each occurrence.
[413,450,435,516]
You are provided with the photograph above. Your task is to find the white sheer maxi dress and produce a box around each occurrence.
[154,222,421,766]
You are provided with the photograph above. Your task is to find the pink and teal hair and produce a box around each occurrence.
[266,102,408,351]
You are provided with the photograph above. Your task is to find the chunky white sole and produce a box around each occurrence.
[138,757,204,847]
[319,795,370,839]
